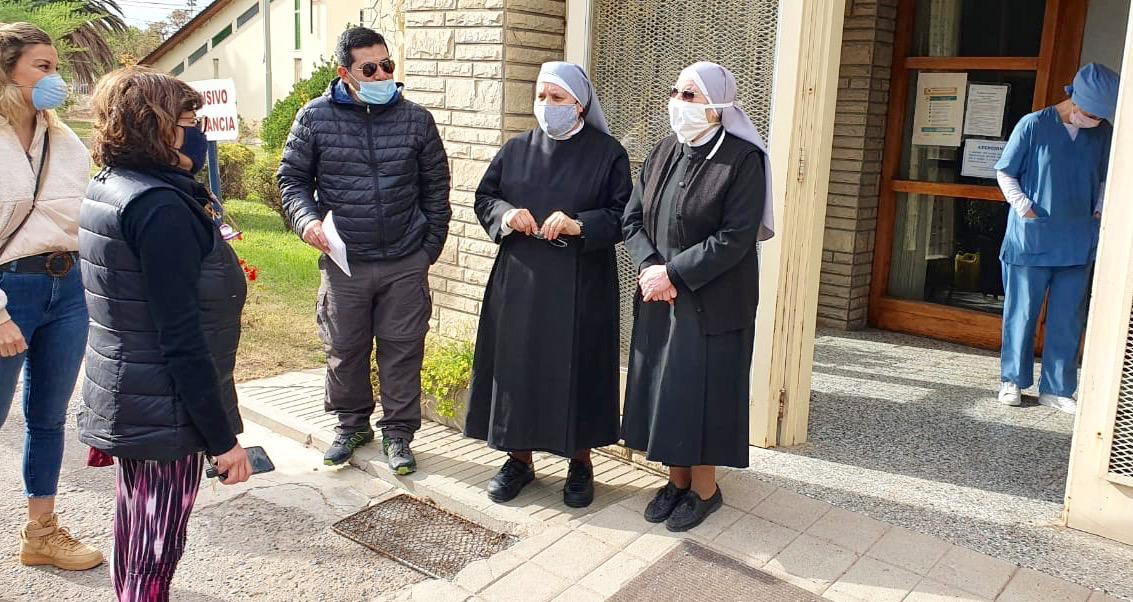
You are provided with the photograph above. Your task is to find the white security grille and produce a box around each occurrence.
[1108,301,1133,478]
[588,0,779,359]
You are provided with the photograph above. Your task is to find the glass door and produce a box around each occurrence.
[870,0,1091,349]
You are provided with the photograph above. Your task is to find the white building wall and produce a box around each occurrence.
[149,0,372,122]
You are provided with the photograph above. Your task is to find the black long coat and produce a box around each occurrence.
[621,131,766,468]
[464,126,632,457]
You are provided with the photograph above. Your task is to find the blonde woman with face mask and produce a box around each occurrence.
[0,22,103,571]
[622,61,774,532]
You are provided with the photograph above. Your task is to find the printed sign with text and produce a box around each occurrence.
[187,79,239,142]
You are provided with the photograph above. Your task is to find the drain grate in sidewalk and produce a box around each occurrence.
[610,541,824,602]
[332,494,517,579]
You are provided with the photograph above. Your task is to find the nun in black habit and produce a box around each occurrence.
[622,62,774,532]
[465,61,632,508]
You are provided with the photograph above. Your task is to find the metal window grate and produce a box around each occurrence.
[1107,301,1133,478]
[588,0,779,360]
[188,43,208,66]
[332,494,517,579]
[237,3,259,29]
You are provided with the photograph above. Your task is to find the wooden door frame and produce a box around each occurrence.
[1065,11,1133,543]
[868,0,1090,350]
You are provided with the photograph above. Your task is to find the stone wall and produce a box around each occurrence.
[401,0,565,341]
[817,0,897,329]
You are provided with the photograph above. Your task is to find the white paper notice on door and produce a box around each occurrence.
[961,139,1007,179]
[912,72,968,147]
[322,210,352,277]
[964,84,1009,137]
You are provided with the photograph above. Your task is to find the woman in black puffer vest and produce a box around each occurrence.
[77,66,253,601]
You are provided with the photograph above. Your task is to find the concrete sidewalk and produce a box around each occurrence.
[237,369,1127,602]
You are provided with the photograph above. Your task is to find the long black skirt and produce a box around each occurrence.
[621,293,754,468]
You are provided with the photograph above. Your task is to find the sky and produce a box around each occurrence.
[115,0,202,29]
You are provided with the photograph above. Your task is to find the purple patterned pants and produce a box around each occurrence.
[113,452,204,602]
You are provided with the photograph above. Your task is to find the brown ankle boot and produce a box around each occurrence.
[20,513,104,571]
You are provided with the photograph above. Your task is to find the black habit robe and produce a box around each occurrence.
[465,125,632,457]
[621,129,766,468]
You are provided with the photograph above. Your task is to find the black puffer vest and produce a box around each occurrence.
[77,169,246,461]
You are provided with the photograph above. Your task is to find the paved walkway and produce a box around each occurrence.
[237,366,1128,602]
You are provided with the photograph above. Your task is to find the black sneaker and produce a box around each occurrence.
[487,456,535,503]
[665,486,723,532]
[382,436,417,475]
[644,482,690,523]
[563,460,594,508]
[323,430,374,466]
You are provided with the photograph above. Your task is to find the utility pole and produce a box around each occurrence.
[263,0,273,116]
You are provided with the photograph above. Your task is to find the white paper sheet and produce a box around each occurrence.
[912,72,968,147]
[322,210,351,277]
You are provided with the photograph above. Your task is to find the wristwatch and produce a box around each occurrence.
[575,219,584,238]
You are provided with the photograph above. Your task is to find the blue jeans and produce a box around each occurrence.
[0,262,87,498]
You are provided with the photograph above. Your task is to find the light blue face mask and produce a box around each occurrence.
[534,103,581,139]
[31,73,69,111]
[351,75,399,105]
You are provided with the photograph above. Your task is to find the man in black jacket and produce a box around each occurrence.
[278,27,451,473]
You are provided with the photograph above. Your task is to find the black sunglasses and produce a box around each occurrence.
[357,58,396,78]
[669,87,699,101]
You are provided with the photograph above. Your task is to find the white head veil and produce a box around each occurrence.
[535,61,611,134]
[679,62,775,241]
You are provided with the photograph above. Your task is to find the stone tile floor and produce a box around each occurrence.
[236,336,1132,601]
[750,330,1133,599]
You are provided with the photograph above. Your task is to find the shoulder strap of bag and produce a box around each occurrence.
[0,131,51,259]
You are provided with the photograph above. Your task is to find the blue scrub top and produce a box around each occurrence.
[995,106,1111,267]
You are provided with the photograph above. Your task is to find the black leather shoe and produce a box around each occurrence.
[665,486,723,532]
[643,482,691,523]
[487,456,535,503]
[563,460,594,508]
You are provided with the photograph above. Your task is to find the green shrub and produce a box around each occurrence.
[216,143,256,200]
[243,150,286,226]
[261,61,339,153]
[421,339,475,419]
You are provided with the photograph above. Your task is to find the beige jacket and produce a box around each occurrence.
[0,114,89,324]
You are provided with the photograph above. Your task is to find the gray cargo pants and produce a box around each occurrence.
[316,250,431,440]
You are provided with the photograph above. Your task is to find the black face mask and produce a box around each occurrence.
[178,125,209,174]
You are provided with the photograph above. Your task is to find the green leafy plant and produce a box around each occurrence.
[243,150,285,225]
[261,61,338,152]
[216,143,255,200]
[421,339,475,419]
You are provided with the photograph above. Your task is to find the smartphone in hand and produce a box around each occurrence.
[205,446,276,480]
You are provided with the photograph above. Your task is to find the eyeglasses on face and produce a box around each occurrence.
[356,58,396,78]
[178,115,204,131]
[669,87,700,101]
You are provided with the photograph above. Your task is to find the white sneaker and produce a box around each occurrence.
[1038,393,1078,414]
[998,382,1022,406]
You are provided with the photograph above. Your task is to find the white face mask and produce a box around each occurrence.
[668,98,729,144]
[1069,109,1102,129]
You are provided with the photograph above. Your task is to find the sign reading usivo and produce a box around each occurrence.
[187,79,239,142]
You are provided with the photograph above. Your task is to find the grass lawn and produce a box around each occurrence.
[66,119,93,143]
[226,199,325,381]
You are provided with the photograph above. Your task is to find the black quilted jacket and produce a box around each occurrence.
[278,79,451,262]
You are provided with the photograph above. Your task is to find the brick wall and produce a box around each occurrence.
[817,0,897,329]
[402,0,565,341]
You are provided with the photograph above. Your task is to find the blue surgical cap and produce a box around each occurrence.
[1064,63,1121,122]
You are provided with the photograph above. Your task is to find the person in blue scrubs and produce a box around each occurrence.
[994,63,1120,413]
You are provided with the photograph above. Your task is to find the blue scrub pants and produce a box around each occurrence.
[1000,262,1091,397]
